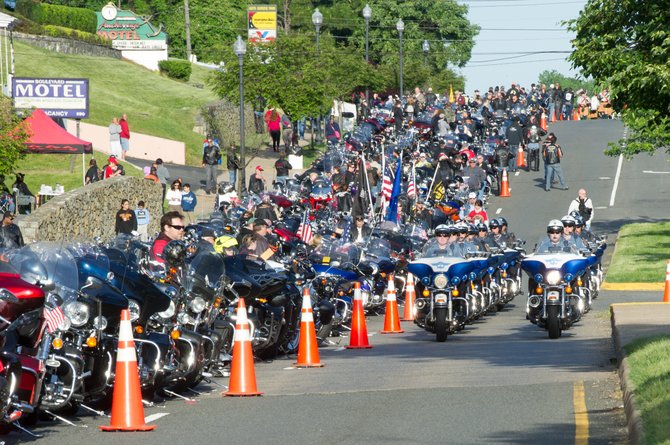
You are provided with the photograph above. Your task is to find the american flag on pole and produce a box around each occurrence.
[339,222,351,245]
[407,162,416,199]
[296,212,314,244]
[44,305,65,334]
[381,165,394,203]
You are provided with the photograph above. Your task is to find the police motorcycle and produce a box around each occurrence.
[408,226,480,342]
[5,243,129,416]
[521,220,594,339]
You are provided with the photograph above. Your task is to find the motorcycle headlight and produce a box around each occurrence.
[451,276,461,286]
[128,299,141,322]
[469,272,477,280]
[157,300,176,319]
[546,270,562,285]
[93,316,108,331]
[177,312,195,325]
[189,296,206,313]
[534,273,543,284]
[433,274,448,289]
[565,273,574,282]
[58,316,71,332]
[63,301,89,327]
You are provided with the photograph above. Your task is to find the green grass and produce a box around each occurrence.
[623,335,670,445]
[13,40,218,166]
[606,222,670,282]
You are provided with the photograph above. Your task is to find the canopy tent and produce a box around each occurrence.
[23,109,92,154]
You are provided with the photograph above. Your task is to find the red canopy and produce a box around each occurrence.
[23,109,93,154]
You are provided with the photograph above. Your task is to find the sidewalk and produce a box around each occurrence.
[610,301,670,445]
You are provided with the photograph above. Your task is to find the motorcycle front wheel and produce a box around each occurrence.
[434,307,448,342]
[547,305,561,339]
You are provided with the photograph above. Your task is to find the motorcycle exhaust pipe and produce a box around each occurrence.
[528,295,542,308]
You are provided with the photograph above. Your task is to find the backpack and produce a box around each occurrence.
[577,198,592,220]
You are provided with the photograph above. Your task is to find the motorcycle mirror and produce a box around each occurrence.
[83,276,104,290]
[0,289,19,304]
[40,280,56,292]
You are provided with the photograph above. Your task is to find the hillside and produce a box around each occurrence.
[13,40,219,166]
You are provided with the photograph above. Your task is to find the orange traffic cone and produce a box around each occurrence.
[294,288,324,367]
[559,111,564,121]
[499,168,510,198]
[540,112,548,131]
[224,299,263,396]
[572,109,580,121]
[100,309,156,431]
[347,282,373,349]
[664,260,670,303]
[381,274,404,334]
[516,145,526,169]
[402,273,416,321]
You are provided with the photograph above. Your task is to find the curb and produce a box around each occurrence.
[610,306,646,445]
[602,282,664,291]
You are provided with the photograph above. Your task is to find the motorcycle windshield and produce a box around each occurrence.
[402,223,429,241]
[311,239,361,266]
[420,239,462,258]
[365,238,392,260]
[311,180,332,199]
[183,249,226,296]
[285,180,302,195]
[68,244,111,286]
[19,243,80,298]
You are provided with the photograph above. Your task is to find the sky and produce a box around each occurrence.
[459,0,588,93]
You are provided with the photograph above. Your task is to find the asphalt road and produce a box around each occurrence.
[10,119,669,445]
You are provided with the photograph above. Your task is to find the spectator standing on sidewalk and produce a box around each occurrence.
[181,183,197,223]
[166,180,182,213]
[115,199,137,236]
[202,135,221,195]
[281,112,293,152]
[274,152,293,183]
[119,114,131,159]
[109,117,122,158]
[542,133,568,191]
[135,201,151,241]
[226,145,240,186]
[155,158,170,203]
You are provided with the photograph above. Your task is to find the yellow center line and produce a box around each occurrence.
[574,380,589,445]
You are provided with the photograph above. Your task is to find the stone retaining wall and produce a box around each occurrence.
[14,32,121,59]
[16,176,163,243]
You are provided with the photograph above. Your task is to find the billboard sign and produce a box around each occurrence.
[248,5,277,43]
[12,78,89,118]
[97,5,167,51]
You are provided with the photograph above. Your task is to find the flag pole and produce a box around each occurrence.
[426,160,441,201]
[360,152,374,220]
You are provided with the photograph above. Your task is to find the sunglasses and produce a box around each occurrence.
[548,230,563,234]
[563,222,575,227]
[436,234,449,237]
[169,224,185,231]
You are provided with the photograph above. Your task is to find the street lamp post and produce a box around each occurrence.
[423,39,430,66]
[363,4,371,103]
[312,8,323,143]
[312,8,323,53]
[396,19,404,98]
[233,35,247,195]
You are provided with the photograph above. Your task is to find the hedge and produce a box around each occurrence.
[16,1,97,34]
[158,60,192,81]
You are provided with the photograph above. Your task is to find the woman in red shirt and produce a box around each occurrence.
[265,109,281,152]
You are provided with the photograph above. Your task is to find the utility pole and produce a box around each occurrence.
[184,0,192,62]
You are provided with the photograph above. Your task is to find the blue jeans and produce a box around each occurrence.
[548,103,555,120]
[545,163,566,190]
[228,169,237,186]
[508,150,517,172]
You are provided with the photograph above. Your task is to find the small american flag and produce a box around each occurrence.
[381,165,393,203]
[339,222,351,245]
[296,212,314,244]
[44,305,65,334]
[407,162,416,199]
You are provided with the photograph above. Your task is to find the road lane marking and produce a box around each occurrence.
[573,381,589,445]
[598,177,611,180]
[496,208,502,215]
[514,171,520,176]
[145,412,170,423]
[609,154,623,206]
[594,206,607,210]
[642,170,670,174]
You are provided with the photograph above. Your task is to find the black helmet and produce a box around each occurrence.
[498,217,508,226]
[573,215,585,227]
[476,223,488,232]
[453,175,464,184]
[467,224,478,235]
[456,222,469,235]
[162,240,187,266]
[569,210,582,220]
[218,182,235,194]
[547,219,564,233]
[489,218,500,229]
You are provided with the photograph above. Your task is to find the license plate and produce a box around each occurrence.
[435,294,448,304]
[547,291,560,301]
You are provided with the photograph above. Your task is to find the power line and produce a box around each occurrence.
[465,56,567,67]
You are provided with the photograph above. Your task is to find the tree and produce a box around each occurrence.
[537,70,596,95]
[0,97,28,178]
[567,0,670,157]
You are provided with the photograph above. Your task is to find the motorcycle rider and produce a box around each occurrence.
[560,215,586,250]
[498,217,516,245]
[542,133,568,191]
[461,157,487,199]
[350,215,372,243]
[151,211,185,263]
[567,188,594,229]
[0,211,24,249]
[536,219,578,253]
[505,116,524,172]
[493,142,511,194]
[489,219,507,247]
[525,115,545,171]
[421,224,454,257]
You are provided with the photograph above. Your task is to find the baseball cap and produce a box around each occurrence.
[438,152,447,158]
[255,166,264,171]
[468,192,477,199]
[253,219,268,227]
[108,155,117,164]
[3,211,15,219]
